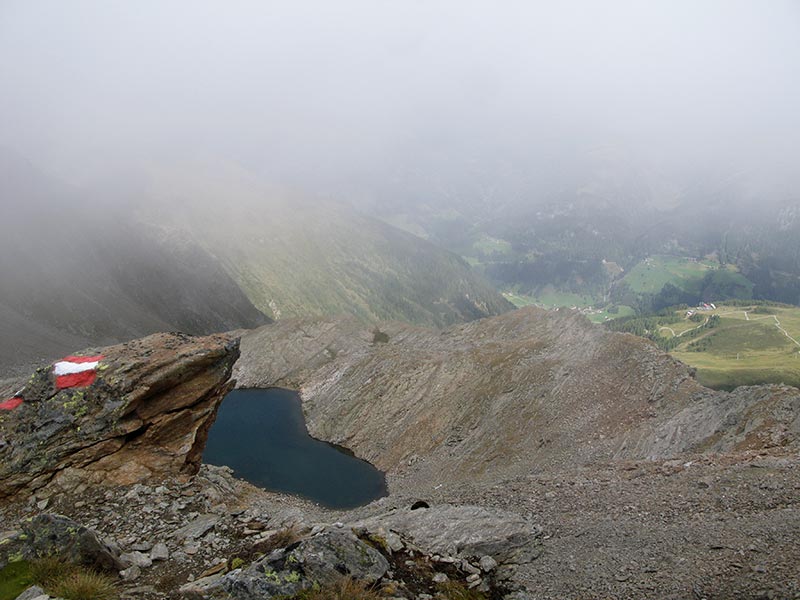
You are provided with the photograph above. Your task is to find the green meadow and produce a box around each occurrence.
[622,255,752,296]
[656,304,800,390]
[502,288,634,323]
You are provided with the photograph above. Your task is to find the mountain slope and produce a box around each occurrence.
[0,152,269,371]
[135,161,513,327]
[234,307,799,488]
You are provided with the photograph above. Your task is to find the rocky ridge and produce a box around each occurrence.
[233,307,800,491]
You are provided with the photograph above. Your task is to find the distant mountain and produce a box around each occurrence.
[0,154,512,370]
[366,146,800,310]
[132,160,513,327]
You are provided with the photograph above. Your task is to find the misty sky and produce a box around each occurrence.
[1,1,799,205]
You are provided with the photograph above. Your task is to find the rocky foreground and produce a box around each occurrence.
[1,310,799,599]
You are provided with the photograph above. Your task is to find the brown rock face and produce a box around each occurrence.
[0,332,239,499]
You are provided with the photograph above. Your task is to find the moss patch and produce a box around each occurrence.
[0,560,33,600]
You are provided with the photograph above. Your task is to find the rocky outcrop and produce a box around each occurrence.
[190,529,390,600]
[182,506,535,600]
[234,308,800,489]
[351,504,541,565]
[616,383,800,458]
[0,332,239,499]
[0,513,123,572]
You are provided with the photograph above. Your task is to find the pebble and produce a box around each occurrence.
[432,573,449,583]
[436,555,456,564]
[131,541,153,552]
[15,586,46,600]
[479,555,498,572]
[461,560,481,575]
[150,542,169,561]
[386,531,404,552]
[120,565,142,581]
[121,585,157,595]
[120,551,153,569]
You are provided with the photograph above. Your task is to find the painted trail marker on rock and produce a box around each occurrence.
[54,355,103,389]
[0,396,23,411]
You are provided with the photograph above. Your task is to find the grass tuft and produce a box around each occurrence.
[0,561,33,600]
[292,577,382,600]
[50,570,117,600]
[261,524,304,553]
[435,580,488,600]
[29,555,77,586]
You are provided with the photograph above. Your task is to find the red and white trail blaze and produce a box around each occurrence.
[0,354,104,411]
[0,396,23,411]
[53,355,104,390]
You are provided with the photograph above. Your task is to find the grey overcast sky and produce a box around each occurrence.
[1,1,798,204]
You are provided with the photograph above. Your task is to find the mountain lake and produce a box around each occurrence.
[203,387,387,509]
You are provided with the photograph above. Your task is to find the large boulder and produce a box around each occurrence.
[187,529,389,600]
[0,513,123,572]
[352,504,542,564]
[0,332,239,499]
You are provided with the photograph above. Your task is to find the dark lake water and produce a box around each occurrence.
[203,388,387,509]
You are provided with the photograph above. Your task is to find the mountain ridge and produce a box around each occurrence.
[234,307,799,490]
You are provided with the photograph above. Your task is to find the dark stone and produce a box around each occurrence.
[0,513,123,572]
[188,529,389,600]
